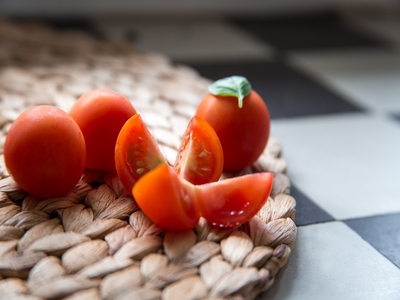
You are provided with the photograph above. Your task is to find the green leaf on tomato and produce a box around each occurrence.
[208,76,252,109]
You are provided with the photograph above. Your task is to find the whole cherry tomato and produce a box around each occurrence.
[174,116,223,185]
[133,163,200,230]
[196,172,274,227]
[115,114,167,193]
[69,89,136,171]
[4,105,86,198]
[196,76,270,171]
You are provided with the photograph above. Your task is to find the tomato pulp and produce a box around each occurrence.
[115,114,166,193]
[174,116,223,185]
[115,115,223,194]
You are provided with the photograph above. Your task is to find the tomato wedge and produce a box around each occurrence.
[115,114,166,193]
[116,115,223,193]
[133,163,200,230]
[174,116,223,185]
[196,172,274,227]
[133,163,273,229]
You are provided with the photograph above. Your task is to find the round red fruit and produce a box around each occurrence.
[69,89,136,171]
[4,105,86,198]
[196,76,270,171]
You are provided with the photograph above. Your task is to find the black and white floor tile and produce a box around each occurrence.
[37,9,400,299]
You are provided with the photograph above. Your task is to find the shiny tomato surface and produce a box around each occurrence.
[133,163,273,229]
[133,163,200,230]
[4,105,86,198]
[196,172,274,227]
[196,90,270,171]
[69,89,136,171]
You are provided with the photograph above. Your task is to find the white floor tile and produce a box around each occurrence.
[259,222,400,300]
[271,113,400,220]
[95,19,274,63]
[289,49,400,113]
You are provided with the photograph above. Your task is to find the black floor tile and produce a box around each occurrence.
[188,61,363,119]
[345,213,400,268]
[392,114,400,123]
[290,184,334,226]
[12,17,105,40]
[231,12,388,51]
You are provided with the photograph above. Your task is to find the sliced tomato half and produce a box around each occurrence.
[196,172,274,227]
[174,116,223,185]
[115,114,166,193]
[132,163,200,230]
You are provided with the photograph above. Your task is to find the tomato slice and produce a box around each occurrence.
[196,172,274,227]
[115,114,167,193]
[132,163,200,230]
[174,116,223,185]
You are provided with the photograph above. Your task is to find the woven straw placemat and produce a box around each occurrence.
[0,19,296,300]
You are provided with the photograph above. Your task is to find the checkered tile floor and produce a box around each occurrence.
[34,9,400,299]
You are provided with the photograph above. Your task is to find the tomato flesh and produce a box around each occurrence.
[174,116,223,185]
[115,114,167,193]
[196,172,273,227]
[133,163,200,230]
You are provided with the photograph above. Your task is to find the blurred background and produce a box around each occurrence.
[0,0,399,18]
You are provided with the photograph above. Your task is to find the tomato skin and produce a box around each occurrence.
[115,114,166,193]
[196,172,273,227]
[174,116,223,185]
[133,164,200,230]
[69,89,136,171]
[196,90,270,171]
[4,105,86,198]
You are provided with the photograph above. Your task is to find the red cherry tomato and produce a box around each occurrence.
[4,105,86,198]
[196,172,274,227]
[133,163,200,230]
[196,77,270,171]
[115,114,167,193]
[174,116,223,185]
[69,89,136,171]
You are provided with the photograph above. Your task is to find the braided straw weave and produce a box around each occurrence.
[0,19,296,300]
